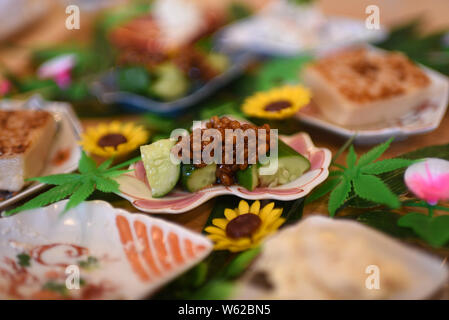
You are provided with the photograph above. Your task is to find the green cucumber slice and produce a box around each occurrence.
[181,163,217,192]
[140,139,180,198]
[259,140,310,187]
[236,164,259,191]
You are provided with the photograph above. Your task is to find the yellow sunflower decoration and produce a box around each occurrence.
[205,200,285,252]
[79,121,149,158]
[242,85,311,119]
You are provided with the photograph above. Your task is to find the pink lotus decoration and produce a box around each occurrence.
[404,158,449,205]
[37,54,76,88]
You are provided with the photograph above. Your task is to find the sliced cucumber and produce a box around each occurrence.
[259,140,310,187]
[181,163,217,192]
[140,139,180,198]
[236,164,259,191]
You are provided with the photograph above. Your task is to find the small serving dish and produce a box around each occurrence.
[91,51,254,115]
[0,200,212,299]
[115,132,331,214]
[0,98,81,210]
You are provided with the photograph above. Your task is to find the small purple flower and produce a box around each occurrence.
[37,54,76,89]
[404,158,449,205]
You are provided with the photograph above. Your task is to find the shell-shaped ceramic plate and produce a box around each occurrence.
[235,216,448,300]
[115,132,331,214]
[0,200,212,299]
[0,98,82,210]
[296,64,449,145]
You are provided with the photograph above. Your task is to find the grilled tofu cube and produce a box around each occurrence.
[0,110,56,192]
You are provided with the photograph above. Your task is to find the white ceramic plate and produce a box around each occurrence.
[115,132,331,214]
[0,200,212,299]
[0,99,82,210]
[296,63,449,145]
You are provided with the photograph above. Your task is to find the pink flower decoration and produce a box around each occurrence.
[54,70,72,88]
[37,54,76,88]
[404,158,449,205]
[0,79,11,95]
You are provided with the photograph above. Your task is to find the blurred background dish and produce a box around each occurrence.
[0,0,50,41]
[218,0,387,56]
[235,216,448,300]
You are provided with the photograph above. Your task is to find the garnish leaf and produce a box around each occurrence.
[307,137,408,216]
[107,156,141,171]
[280,198,305,225]
[5,153,139,216]
[328,178,351,216]
[357,211,416,239]
[101,169,134,178]
[256,55,313,90]
[28,173,82,185]
[78,151,97,173]
[64,179,96,212]
[331,135,356,164]
[353,174,400,209]
[94,176,120,193]
[360,158,418,175]
[346,145,357,168]
[97,157,114,171]
[5,181,81,216]
[305,178,340,204]
[357,137,393,167]
[224,247,261,279]
[398,213,449,247]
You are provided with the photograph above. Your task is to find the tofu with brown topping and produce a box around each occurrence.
[302,47,436,126]
[0,110,56,192]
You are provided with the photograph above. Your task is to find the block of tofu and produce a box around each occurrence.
[302,47,436,126]
[0,110,56,192]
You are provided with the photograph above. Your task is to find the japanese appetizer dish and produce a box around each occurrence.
[140,116,310,197]
[235,216,448,300]
[0,109,56,194]
[302,47,439,126]
[106,0,237,102]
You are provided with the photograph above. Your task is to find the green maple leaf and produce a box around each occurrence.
[307,137,419,217]
[398,213,449,247]
[328,178,352,216]
[353,174,400,209]
[5,152,140,216]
